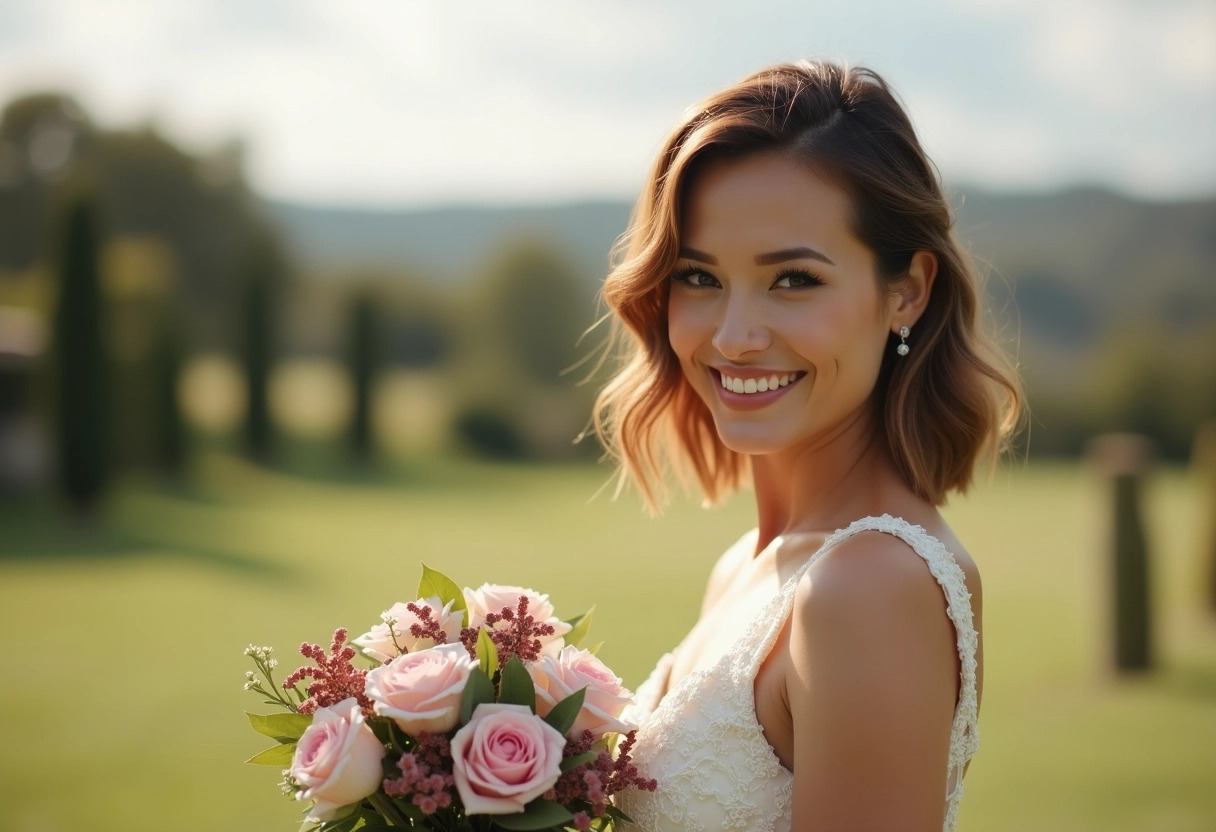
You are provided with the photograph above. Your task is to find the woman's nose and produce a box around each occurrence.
[711,294,771,359]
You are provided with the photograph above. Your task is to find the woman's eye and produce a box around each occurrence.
[773,269,823,289]
[673,268,721,288]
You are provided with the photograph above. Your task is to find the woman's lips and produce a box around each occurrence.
[711,369,806,410]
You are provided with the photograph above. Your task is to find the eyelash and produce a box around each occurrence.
[771,268,824,288]
[671,265,720,288]
[670,265,824,289]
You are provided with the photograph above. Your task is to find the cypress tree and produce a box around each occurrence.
[152,308,187,475]
[348,290,378,463]
[51,183,109,511]
[240,230,279,464]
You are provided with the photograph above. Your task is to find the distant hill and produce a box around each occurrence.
[265,200,633,281]
[265,189,1216,349]
[266,188,1216,457]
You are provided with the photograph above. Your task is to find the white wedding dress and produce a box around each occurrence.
[616,515,981,832]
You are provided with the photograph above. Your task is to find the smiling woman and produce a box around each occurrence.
[594,60,1023,832]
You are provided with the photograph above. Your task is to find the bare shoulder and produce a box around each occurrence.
[792,529,960,636]
[790,523,983,647]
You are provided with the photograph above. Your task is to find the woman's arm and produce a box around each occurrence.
[786,532,958,832]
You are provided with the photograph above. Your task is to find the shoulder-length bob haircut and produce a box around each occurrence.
[593,60,1022,511]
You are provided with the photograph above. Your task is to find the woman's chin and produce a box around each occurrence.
[712,426,799,457]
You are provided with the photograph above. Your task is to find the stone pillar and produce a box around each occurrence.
[1088,433,1155,673]
[1193,422,1216,616]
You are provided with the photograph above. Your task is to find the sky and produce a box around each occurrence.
[1,0,1213,208]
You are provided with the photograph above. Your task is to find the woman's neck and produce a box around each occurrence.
[749,407,899,555]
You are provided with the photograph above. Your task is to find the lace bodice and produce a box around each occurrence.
[616,515,981,832]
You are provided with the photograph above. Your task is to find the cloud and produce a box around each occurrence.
[1,0,1212,203]
[1021,0,1216,107]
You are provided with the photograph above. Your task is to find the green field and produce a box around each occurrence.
[1,454,1213,832]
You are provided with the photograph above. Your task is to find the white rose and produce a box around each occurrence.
[352,596,464,663]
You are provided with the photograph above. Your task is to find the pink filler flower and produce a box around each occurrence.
[353,597,463,663]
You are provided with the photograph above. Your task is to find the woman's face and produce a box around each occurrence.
[667,151,897,457]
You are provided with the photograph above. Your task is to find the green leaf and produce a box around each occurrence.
[498,657,536,710]
[317,810,360,832]
[418,563,468,625]
[587,640,604,656]
[245,742,297,766]
[564,606,594,649]
[460,667,495,724]
[559,750,597,772]
[542,686,586,736]
[393,799,425,823]
[489,798,574,830]
[476,627,499,678]
[604,804,635,824]
[366,717,393,746]
[246,711,313,743]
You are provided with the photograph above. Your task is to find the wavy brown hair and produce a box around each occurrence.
[593,60,1022,510]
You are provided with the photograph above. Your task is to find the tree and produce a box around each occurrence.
[152,308,188,475]
[240,226,286,464]
[482,243,593,386]
[51,179,109,511]
[0,94,93,269]
[347,290,379,463]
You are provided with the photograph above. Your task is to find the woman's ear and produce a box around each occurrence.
[889,250,937,328]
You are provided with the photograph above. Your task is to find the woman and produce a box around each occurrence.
[596,61,1022,831]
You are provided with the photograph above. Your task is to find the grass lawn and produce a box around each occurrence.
[1,452,1213,831]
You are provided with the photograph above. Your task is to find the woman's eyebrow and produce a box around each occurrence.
[678,247,718,264]
[677,246,835,266]
[755,246,835,266]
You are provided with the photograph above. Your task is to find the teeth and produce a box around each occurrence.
[719,372,798,395]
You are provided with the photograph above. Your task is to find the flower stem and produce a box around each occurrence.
[368,792,408,827]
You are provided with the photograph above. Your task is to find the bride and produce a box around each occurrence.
[596,61,1022,831]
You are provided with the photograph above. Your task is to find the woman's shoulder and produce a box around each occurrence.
[786,513,982,635]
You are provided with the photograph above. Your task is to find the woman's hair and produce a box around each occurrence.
[593,59,1022,510]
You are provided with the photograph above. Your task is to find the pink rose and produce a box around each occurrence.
[365,642,477,734]
[450,703,566,814]
[463,584,572,657]
[289,698,385,822]
[530,645,636,737]
[353,596,464,663]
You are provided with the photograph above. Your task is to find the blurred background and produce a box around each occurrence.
[0,1,1214,831]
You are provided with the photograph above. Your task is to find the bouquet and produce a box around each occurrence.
[242,566,656,831]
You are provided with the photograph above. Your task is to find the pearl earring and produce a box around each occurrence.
[896,325,911,356]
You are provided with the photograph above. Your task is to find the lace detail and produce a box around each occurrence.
[615,515,980,832]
